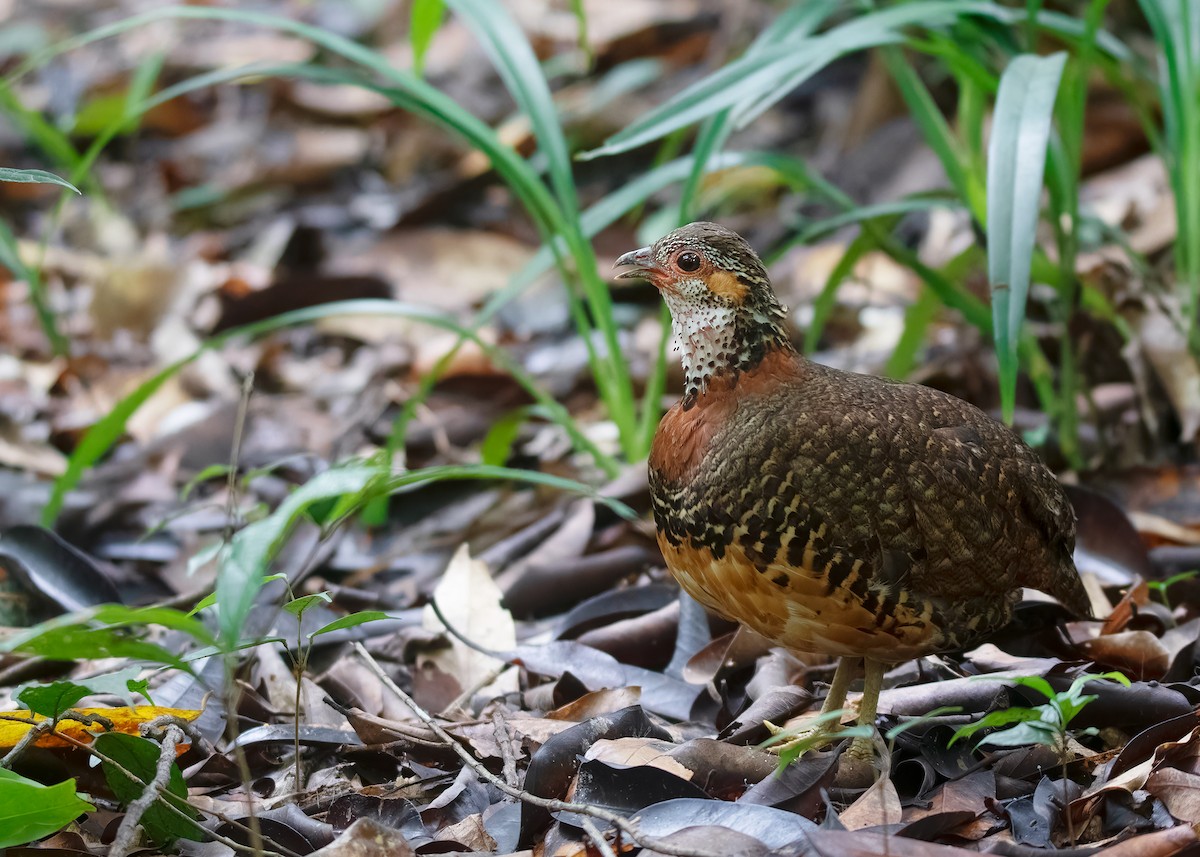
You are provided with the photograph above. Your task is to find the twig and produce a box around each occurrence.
[440,662,511,717]
[581,818,619,857]
[491,710,519,790]
[110,724,184,857]
[351,642,726,857]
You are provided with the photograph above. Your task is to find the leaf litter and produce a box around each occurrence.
[3,0,1200,855]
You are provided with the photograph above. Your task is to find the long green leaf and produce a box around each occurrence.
[1139,0,1200,342]
[987,52,1066,423]
[0,219,66,355]
[881,46,983,220]
[679,0,839,218]
[42,299,617,525]
[0,167,80,194]
[582,3,1127,160]
[445,0,576,216]
[216,464,378,648]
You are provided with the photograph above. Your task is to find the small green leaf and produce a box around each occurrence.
[0,768,94,848]
[480,407,531,466]
[0,167,81,194]
[949,705,1045,746]
[180,464,232,500]
[17,681,90,719]
[283,591,332,619]
[976,719,1061,749]
[310,610,390,639]
[1002,674,1057,701]
[410,0,446,76]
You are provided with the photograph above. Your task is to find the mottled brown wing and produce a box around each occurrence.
[902,409,1080,609]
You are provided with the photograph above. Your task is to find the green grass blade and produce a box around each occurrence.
[886,284,942,379]
[1139,0,1200,340]
[0,219,67,355]
[445,0,578,216]
[806,228,880,356]
[881,45,984,221]
[793,194,962,244]
[217,464,379,649]
[584,2,1026,159]
[42,299,619,525]
[679,0,839,217]
[987,52,1066,423]
[444,0,640,452]
[411,0,446,76]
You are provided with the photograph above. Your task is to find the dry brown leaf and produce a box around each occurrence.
[1146,768,1200,823]
[839,775,902,831]
[1078,630,1171,680]
[423,544,517,697]
[547,686,642,721]
[584,737,694,780]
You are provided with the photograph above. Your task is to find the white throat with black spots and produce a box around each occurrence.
[662,285,741,406]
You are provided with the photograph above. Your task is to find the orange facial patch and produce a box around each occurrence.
[706,270,749,303]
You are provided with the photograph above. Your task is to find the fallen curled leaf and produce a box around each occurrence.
[1146,768,1200,824]
[1078,629,1171,680]
[0,706,201,750]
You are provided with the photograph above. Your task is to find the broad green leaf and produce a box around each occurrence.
[0,768,94,848]
[94,732,203,844]
[987,52,1067,423]
[976,718,1061,748]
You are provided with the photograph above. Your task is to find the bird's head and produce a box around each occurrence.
[615,221,792,405]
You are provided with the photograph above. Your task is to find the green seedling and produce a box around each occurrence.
[1146,570,1199,611]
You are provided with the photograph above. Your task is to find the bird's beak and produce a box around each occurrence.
[613,246,661,280]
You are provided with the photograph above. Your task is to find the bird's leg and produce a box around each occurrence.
[764,656,861,753]
[836,658,886,787]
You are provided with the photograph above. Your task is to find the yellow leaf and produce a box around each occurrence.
[0,707,201,750]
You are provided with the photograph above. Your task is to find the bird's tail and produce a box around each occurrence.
[1040,557,1094,619]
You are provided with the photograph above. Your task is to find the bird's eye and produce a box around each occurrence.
[677,251,702,273]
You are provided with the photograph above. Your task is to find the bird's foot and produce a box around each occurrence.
[834,735,878,788]
[761,718,839,756]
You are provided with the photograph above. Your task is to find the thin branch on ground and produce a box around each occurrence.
[110,723,184,857]
[53,730,303,857]
[351,642,727,857]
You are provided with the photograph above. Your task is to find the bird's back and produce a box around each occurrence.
[649,350,1089,660]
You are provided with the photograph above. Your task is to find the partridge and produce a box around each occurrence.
[615,222,1091,778]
